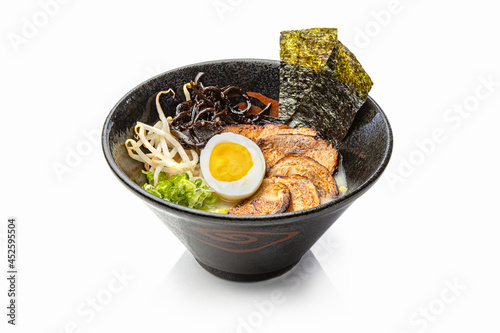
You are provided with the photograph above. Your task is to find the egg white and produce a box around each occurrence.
[200,133,266,201]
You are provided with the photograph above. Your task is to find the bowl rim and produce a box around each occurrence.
[102,58,393,225]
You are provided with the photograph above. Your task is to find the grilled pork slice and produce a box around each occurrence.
[267,155,338,199]
[258,134,338,173]
[267,175,320,212]
[223,124,317,142]
[228,179,291,215]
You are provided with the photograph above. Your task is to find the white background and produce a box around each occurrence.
[2,0,499,332]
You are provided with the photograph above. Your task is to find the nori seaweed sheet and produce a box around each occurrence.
[279,28,338,123]
[280,28,338,69]
[279,28,373,144]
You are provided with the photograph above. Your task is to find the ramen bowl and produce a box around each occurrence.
[102,59,393,281]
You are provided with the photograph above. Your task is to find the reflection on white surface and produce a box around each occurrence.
[151,250,348,332]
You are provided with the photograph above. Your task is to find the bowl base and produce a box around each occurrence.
[196,259,299,282]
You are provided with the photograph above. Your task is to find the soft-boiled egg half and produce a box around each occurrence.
[200,133,266,201]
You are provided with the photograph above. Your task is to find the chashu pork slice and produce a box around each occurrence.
[257,134,338,173]
[228,179,291,215]
[223,124,317,143]
[267,155,338,199]
[267,175,320,212]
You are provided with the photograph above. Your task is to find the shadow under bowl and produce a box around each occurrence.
[102,59,393,282]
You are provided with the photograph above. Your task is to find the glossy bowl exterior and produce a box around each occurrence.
[102,59,393,281]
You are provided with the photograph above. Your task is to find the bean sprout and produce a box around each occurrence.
[125,89,199,186]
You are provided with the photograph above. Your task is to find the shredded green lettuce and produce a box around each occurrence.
[142,171,225,213]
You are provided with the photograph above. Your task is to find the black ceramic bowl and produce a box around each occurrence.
[102,59,393,281]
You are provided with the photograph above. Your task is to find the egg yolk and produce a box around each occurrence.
[209,142,253,182]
